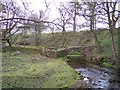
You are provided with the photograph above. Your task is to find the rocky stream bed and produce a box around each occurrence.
[67,60,120,89]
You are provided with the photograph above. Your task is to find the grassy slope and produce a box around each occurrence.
[42,28,118,56]
[97,29,118,55]
[2,51,80,88]
[15,28,118,55]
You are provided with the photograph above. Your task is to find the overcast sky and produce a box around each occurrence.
[16,0,83,20]
[15,0,89,32]
[15,0,119,32]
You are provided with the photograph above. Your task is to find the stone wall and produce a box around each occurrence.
[39,47,57,58]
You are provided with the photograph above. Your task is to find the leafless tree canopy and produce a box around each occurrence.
[0,0,119,62]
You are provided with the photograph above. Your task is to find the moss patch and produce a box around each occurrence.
[101,62,117,69]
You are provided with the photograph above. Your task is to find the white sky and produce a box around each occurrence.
[15,0,88,32]
[15,0,119,32]
[16,0,83,20]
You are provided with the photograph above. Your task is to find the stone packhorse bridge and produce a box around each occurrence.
[39,46,115,65]
[39,45,96,59]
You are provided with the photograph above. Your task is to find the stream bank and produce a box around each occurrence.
[67,60,120,89]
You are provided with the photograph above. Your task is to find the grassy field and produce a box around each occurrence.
[1,51,80,88]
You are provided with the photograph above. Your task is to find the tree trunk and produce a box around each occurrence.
[2,31,6,48]
[109,27,118,64]
[61,25,66,48]
[105,2,118,64]
[89,2,102,52]
[51,29,56,47]
[7,39,11,47]
[73,4,77,32]
[90,18,102,52]
[35,29,38,47]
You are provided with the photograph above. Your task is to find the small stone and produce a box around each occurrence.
[100,77,106,80]
[103,74,107,77]
[93,83,97,86]
[109,78,116,83]
[98,81,101,82]
[104,85,106,87]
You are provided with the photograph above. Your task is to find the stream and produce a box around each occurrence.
[67,60,120,89]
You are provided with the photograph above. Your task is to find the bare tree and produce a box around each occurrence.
[102,1,120,63]
[29,11,47,47]
[82,2,102,52]
[67,0,82,32]
[55,2,71,48]
[0,0,21,47]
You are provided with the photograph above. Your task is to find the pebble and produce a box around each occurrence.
[109,78,117,83]
[74,65,119,89]
[98,81,101,82]
[92,83,97,86]
[103,74,107,77]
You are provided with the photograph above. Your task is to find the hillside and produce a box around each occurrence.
[15,28,118,56]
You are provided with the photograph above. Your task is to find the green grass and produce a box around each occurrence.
[102,62,117,69]
[3,46,40,54]
[67,55,84,60]
[2,52,80,88]
[97,29,118,56]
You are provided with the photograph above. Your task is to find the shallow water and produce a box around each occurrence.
[67,60,120,89]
